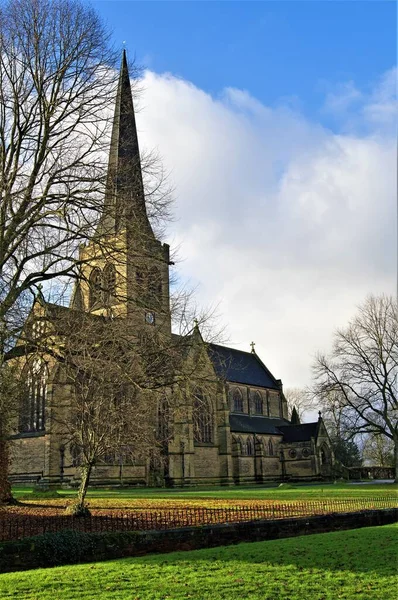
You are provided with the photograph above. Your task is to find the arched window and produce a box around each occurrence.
[193,391,213,444]
[20,358,48,433]
[268,438,274,456]
[253,391,263,414]
[103,263,116,304]
[233,388,243,412]
[149,266,162,299]
[89,267,102,307]
[245,436,254,456]
[320,445,330,465]
[232,435,242,455]
[70,442,82,467]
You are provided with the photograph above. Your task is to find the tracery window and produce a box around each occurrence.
[193,391,213,444]
[233,388,243,412]
[19,358,48,433]
[253,391,263,414]
[89,267,102,307]
[103,263,116,304]
[245,436,254,456]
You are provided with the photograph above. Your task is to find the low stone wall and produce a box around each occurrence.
[1,508,396,573]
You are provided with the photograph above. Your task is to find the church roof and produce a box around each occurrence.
[229,415,320,441]
[208,343,280,389]
[277,422,319,442]
[230,414,288,435]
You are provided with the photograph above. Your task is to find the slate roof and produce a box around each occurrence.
[208,344,280,390]
[229,415,319,441]
[230,414,289,435]
[277,422,319,442]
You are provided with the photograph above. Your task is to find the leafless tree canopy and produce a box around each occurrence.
[0,0,121,337]
[313,295,398,481]
[28,308,219,509]
[283,387,314,421]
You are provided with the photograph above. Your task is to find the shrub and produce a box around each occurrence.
[0,529,141,572]
[65,503,91,517]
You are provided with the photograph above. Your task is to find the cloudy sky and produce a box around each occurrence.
[94,1,396,388]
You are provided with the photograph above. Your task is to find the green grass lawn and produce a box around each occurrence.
[12,481,398,503]
[0,524,397,599]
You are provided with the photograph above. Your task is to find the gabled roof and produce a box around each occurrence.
[278,422,319,442]
[229,415,320,441]
[208,343,280,389]
[230,414,288,435]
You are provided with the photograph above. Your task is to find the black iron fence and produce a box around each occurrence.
[1,497,396,542]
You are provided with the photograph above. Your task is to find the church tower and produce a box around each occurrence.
[72,51,171,335]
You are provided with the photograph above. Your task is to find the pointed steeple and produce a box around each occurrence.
[97,50,153,237]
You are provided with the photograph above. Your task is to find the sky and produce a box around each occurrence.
[92,1,397,390]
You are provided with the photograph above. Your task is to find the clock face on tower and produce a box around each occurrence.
[145,311,155,325]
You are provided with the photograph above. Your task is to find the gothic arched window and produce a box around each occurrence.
[89,267,102,307]
[193,391,213,444]
[320,444,330,465]
[20,358,48,433]
[253,391,263,414]
[268,438,274,456]
[232,435,242,455]
[245,436,254,456]
[103,263,116,304]
[70,442,82,467]
[233,388,243,412]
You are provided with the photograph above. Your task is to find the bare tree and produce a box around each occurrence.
[24,302,218,512]
[0,358,24,503]
[0,0,122,336]
[0,0,220,505]
[0,0,121,504]
[313,295,398,481]
[362,433,395,468]
[283,387,314,421]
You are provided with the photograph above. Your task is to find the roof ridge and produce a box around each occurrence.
[208,342,258,357]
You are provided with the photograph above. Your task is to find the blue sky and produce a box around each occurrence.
[91,1,396,388]
[93,1,395,128]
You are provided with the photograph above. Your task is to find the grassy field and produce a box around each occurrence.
[12,481,398,509]
[0,524,397,599]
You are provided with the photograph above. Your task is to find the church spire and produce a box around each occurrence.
[97,50,153,237]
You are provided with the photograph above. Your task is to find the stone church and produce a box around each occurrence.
[10,52,333,487]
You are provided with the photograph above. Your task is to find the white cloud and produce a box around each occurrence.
[135,69,396,389]
[323,81,363,114]
[363,67,397,128]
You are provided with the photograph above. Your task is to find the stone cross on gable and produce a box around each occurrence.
[250,341,256,353]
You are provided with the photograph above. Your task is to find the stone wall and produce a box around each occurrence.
[193,445,221,481]
[9,433,48,477]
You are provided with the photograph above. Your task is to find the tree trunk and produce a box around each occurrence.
[394,439,398,483]
[0,437,13,504]
[77,463,92,509]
